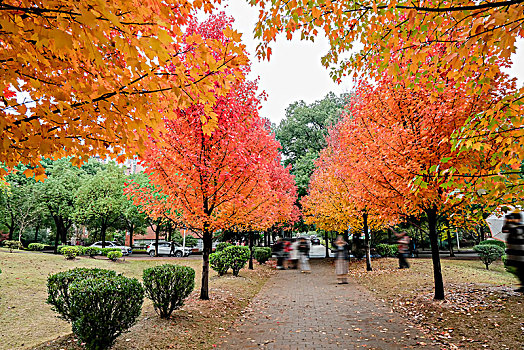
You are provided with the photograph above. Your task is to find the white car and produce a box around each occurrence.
[90,241,132,255]
[146,241,191,257]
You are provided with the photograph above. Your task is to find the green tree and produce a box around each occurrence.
[74,163,128,248]
[38,159,83,250]
[276,92,348,198]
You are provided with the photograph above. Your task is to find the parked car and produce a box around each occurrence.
[310,237,321,245]
[89,241,132,255]
[146,241,192,257]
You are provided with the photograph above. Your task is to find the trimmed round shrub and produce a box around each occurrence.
[69,275,144,350]
[473,244,505,270]
[215,242,232,252]
[209,251,229,276]
[28,243,45,251]
[83,246,101,258]
[253,247,271,264]
[3,240,22,252]
[47,268,117,322]
[478,239,506,249]
[222,246,250,276]
[376,244,399,258]
[107,251,123,261]
[142,264,195,319]
[101,247,121,256]
[61,246,79,260]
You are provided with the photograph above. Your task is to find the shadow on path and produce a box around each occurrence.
[218,260,437,349]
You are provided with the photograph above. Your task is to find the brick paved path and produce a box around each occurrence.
[218,260,437,349]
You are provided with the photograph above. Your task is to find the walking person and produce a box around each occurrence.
[502,211,524,292]
[288,238,299,269]
[169,240,176,257]
[298,237,311,273]
[272,237,286,270]
[334,235,350,284]
[392,229,410,269]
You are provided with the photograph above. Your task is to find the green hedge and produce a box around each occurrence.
[107,251,123,261]
[222,246,250,276]
[69,275,143,350]
[101,247,121,256]
[215,242,232,252]
[142,264,195,319]
[47,268,117,322]
[61,246,79,260]
[210,252,229,276]
[376,244,398,258]
[473,244,504,270]
[28,243,46,251]
[83,246,101,257]
[3,240,22,252]
[253,247,271,264]
[478,240,506,249]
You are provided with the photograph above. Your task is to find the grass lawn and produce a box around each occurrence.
[0,248,273,350]
[349,257,523,349]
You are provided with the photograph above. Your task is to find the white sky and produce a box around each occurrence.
[220,0,524,126]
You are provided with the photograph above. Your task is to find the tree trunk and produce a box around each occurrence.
[8,223,15,240]
[325,231,329,258]
[426,207,445,300]
[249,231,254,270]
[101,224,107,248]
[363,212,372,271]
[34,221,40,243]
[129,225,134,249]
[200,223,212,300]
[54,229,59,254]
[155,225,160,256]
[448,231,454,257]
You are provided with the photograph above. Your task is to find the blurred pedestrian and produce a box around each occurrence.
[288,238,299,269]
[272,237,285,270]
[393,229,410,269]
[334,235,350,284]
[502,212,524,292]
[298,237,311,273]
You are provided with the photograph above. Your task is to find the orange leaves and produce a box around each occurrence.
[1,1,247,172]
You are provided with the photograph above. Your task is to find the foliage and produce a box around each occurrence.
[68,275,144,350]
[28,243,45,251]
[275,92,348,197]
[215,242,233,252]
[83,246,101,258]
[61,246,79,260]
[222,246,250,277]
[106,251,123,261]
[376,244,399,258]
[1,0,247,174]
[171,231,198,248]
[101,248,122,256]
[478,240,506,249]
[3,240,23,252]
[142,264,195,319]
[253,247,272,264]
[46,268,117,322]
[209,252,229,276]
[473,245,505,270]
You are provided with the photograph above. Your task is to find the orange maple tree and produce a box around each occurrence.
[126,77,296,299]
[1,2,247,177]
[251,0,524,202]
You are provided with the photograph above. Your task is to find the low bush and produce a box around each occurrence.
[61,246,79,260]
[132,249,147,254]
[101,247,121,256]
[69,275,144,350]
[107,251,123,261]
[47,268,117,322]
[83,246,101,258]
[376,244,398,258]
[222,246,250,276]
[253,247,271,264]
[215,242,232,252]
[478,239,506,249]
[473,244,505,270]
[3,240,22,252]
[209,251,229,276]
[28,243,45,251]
[143,264,195,319]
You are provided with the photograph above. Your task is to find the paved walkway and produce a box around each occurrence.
[218,260,437,349]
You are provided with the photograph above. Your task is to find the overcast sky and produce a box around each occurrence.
[219,0,524,126]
